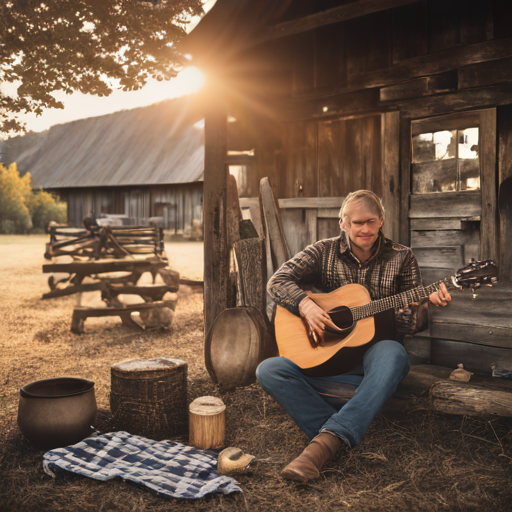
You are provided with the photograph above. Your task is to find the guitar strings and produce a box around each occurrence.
[350,280,445,321]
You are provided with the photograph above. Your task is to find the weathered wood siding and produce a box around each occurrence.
[225,0,512,375]
[287,0,507,100]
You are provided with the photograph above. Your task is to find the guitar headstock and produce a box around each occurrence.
[451,259,499,290]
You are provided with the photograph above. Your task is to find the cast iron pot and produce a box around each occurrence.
[18,377,97,450]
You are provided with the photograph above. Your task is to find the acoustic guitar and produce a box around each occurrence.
[274,259,498,377]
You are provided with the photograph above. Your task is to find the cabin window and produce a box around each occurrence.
[408,110,496,284]
[411,127,479,194]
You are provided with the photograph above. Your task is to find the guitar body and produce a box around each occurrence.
[274,283,397,377]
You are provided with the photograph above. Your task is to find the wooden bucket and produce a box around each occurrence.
[189,396,226,449]
[204,307,278,390]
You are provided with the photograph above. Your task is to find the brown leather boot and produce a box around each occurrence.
[281,432,341,482]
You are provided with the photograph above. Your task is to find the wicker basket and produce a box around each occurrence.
[109,357,188,440]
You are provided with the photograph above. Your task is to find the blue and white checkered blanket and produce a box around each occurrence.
[43,431,242,499]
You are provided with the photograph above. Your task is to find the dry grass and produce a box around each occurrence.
[1,235,512,511]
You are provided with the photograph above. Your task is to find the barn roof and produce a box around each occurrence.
[1,95,205,189]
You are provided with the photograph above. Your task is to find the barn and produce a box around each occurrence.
[182,0,512,375]
[1,95,205,235]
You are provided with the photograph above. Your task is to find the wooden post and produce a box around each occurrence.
[204,96,229,336]
[399,117,412,246]
[479,108,498,262]
[381,111,401,242]
[498,105,512,285]
[189,396,226,449]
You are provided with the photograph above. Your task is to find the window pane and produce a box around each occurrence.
[459,159,480,191]
[412,130,456,163]
[412,133,435,163]
[412,160,457,193]
[458,127,479,159]
[433,130,456,160]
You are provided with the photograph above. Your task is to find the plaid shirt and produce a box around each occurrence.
[268,231,426,336]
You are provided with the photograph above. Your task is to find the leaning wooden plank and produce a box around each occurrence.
[259,177,290,270]
[263,212,274,283]
[234,238,267,316]
[429,381,512,417]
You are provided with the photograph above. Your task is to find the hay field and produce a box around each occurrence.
[1,235,511,511]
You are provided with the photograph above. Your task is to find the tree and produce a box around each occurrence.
[0,162,67,233]
[0,163,33,233]
[29,189,67,232]
[0,0,204,133]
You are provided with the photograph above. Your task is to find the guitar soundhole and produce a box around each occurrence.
[326,305,354,332]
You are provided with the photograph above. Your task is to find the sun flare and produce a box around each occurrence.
[176,66,205,94]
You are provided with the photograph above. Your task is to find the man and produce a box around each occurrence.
[256,190,451,482]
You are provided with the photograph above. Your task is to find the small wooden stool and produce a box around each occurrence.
[188,396,226,449]
[110,357,188,440]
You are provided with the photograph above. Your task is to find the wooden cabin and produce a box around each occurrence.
[1,96,205,234]
[182,0,512,375]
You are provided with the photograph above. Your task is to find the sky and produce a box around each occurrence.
[4,0,216,134]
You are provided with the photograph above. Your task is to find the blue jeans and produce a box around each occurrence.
[256,339,410,448]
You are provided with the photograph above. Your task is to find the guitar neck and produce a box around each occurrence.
[350,280,445,321]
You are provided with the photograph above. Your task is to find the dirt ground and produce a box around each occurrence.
[1,235,512,512]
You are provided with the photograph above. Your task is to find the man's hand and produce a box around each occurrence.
[429,282,452,307]
[299,297,339,343]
